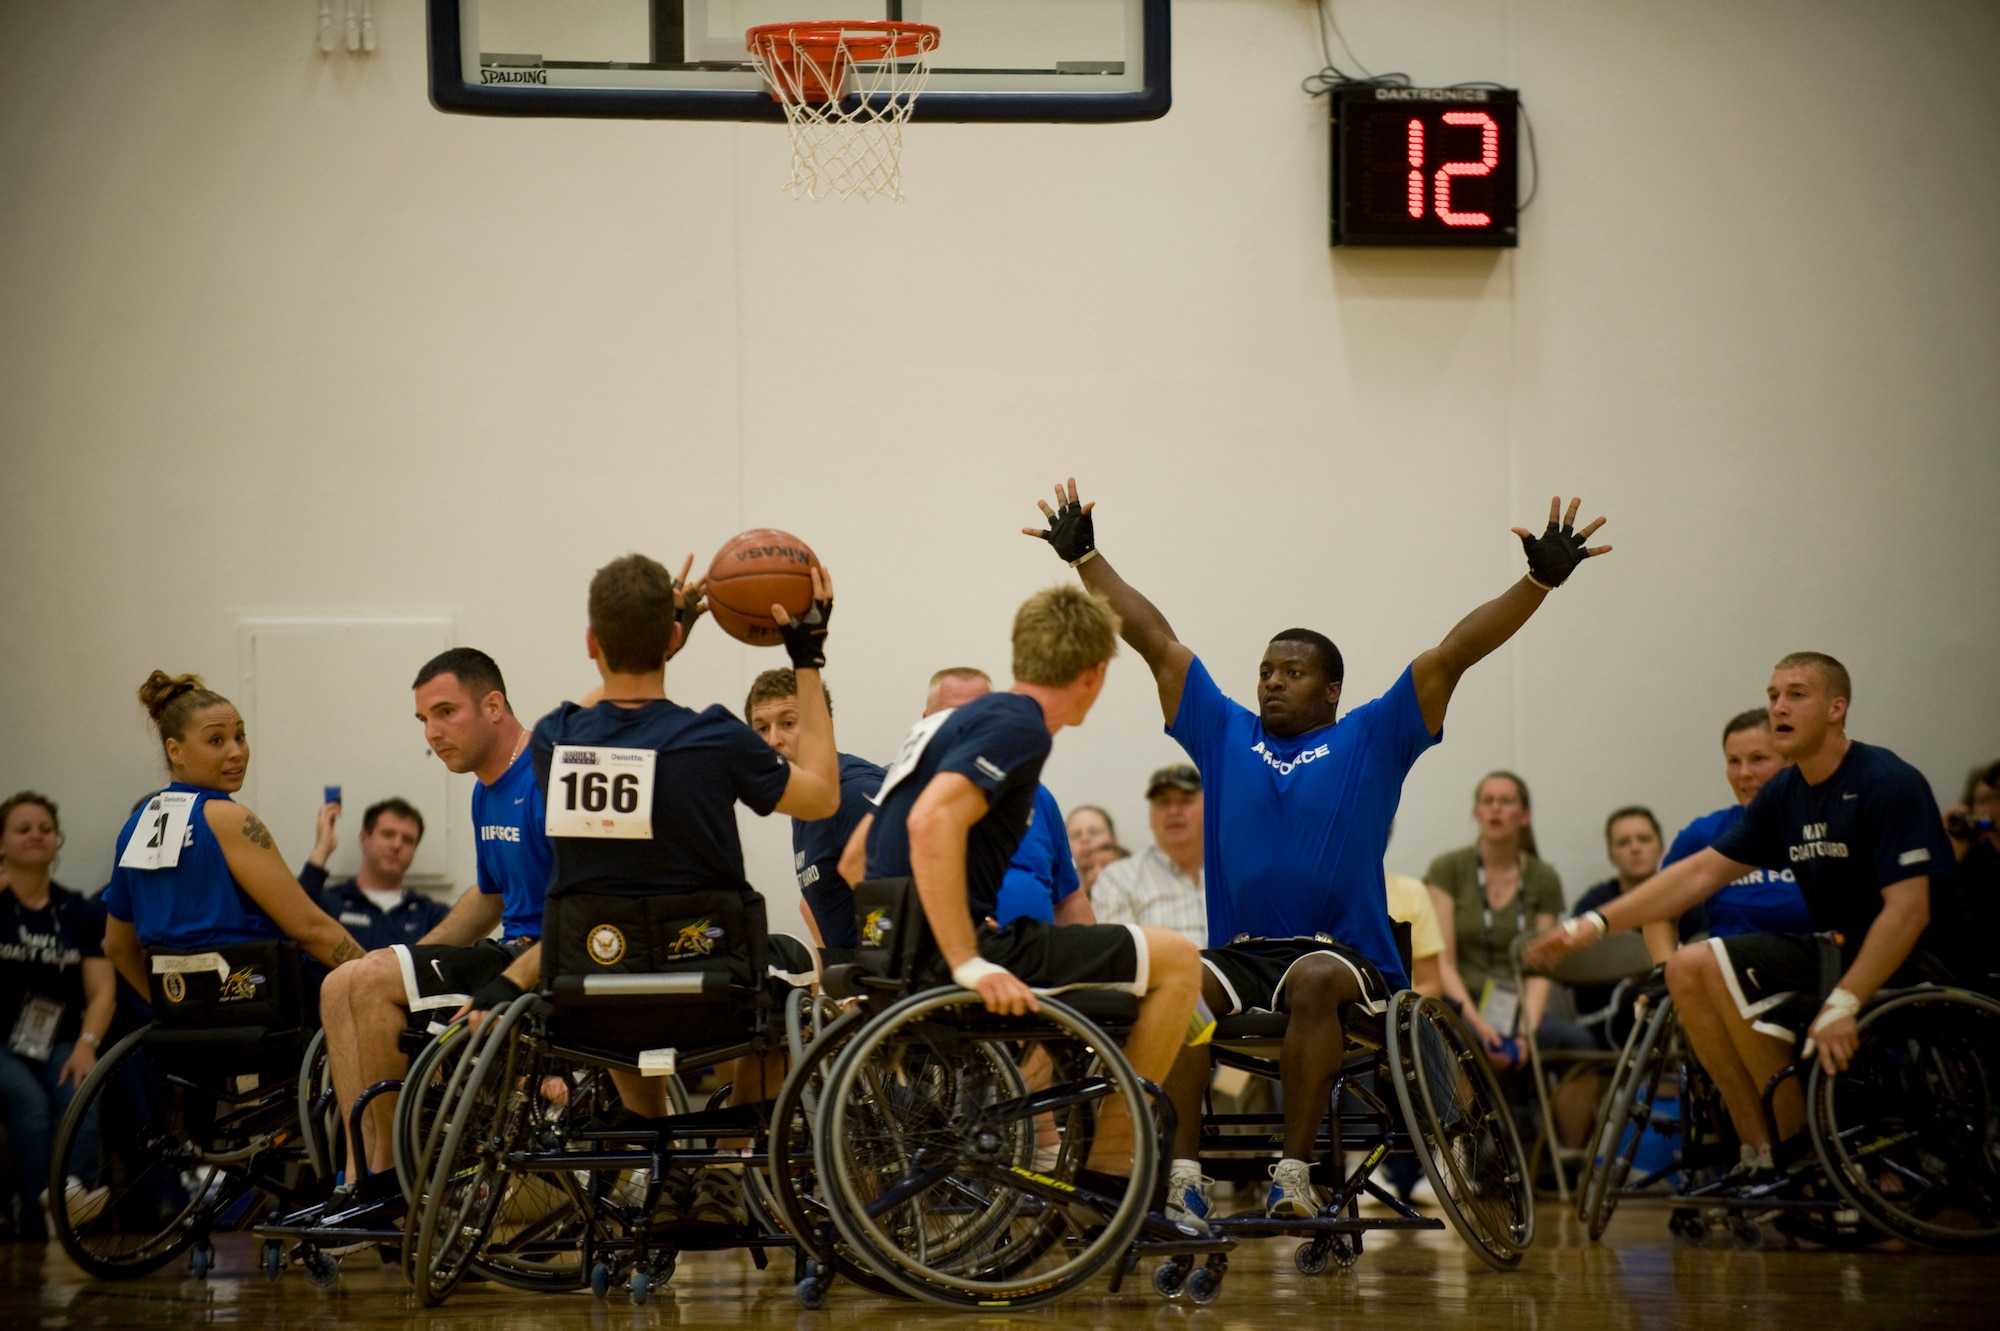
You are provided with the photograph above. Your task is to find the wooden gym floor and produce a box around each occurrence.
[3,1202,1993,1329]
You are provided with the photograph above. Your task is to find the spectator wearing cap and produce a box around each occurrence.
[1092,765,1208,946]
[299,796,450,952]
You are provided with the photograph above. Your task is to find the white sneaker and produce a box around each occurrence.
[43,1177,111,1228]
[1164,1161,1214,1227]
[1265,1159,1321,1219]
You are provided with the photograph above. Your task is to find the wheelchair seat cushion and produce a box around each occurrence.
[1201,935,1391,1016]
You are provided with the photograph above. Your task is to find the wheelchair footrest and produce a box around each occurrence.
[1213,1213,1443,1235]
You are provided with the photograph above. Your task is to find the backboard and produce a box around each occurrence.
[428,0,1169,123]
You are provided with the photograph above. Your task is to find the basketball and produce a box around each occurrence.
[706,528,820,646]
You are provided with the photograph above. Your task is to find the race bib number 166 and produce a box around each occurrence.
[546,746,655,839]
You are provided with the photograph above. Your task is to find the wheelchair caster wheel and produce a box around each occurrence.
[1152,1259,1190,1298]
[1729,1217,1762,1248]
[301,1245,339,1289]
[590,1262,612,1299]
[796,1275,830,1310]
[190,1247,212,1279]
[262,1241,283,1279]
[1185,1263,1224,1305]
[1331,1234,1361,1270]
[1295,1242,1329,1276]
[1669,1208,1710,1247]
[630,1271,650,1305]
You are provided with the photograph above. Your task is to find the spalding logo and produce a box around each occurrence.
[672,920,726,956]
[861,909,894,948]
[588,925,626,966]
[163,972,187,1003]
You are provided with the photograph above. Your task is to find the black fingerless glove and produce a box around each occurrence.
[1036,499,1097,567]
[778,595,832,670]
[1519,515,1593,589]
[469,974,524,1015]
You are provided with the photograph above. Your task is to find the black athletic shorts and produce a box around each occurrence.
[392,938,534,1019]
[1709,932,1846,1045]
[917,917,1149,996]
[1200,935,1391,1017]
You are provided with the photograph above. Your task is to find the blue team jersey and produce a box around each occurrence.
[530,699,792,901]
[473,748,555,942]
[1710,740,1958,954]
[1664,805,1813,939]
[792,752,884,949]
[865,693,1051,924]
[994,784,1080,925]
[1169,657,1438,991]
[101,784,285,949]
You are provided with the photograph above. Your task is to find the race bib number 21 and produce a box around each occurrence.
[546,746,655,839]
[118,791,198,871]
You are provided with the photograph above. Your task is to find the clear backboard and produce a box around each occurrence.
[428,0,1169,122]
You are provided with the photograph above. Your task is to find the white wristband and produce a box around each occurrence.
[1811,987,1862,1033]
[952,958,1010,991]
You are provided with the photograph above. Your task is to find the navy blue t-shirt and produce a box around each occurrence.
[1663,804,1813,940]
[1169,657,1437,991]
[1709,741,1956,953]
[531,698,792,899]
[864,693,1051,925]
[994,784,1080,925]
[792,752,884,948]
[472,749,556,942]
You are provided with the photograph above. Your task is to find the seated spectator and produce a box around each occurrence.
[1426,772,1592,1066]
[1665,708,1812,943]
[1079,842,1130,896]
[1947,758,1999,980]
[1091,765,1207,946]
[1065,805,1116,871]
[1569,806,1664,1035]
[299,796,449,951]
[0,792,113,1241]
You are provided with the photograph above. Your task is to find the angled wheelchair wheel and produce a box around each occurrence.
[406,995,540,1305]
[50,1026,292,1279]
[1387,992,1532,1270]
[1580,996,1674,1239]
[765,1004,907,1299]
[470,1055,613,1291]
[296,1028,339,1187]
[817,989,1155,1309]
[394,1019,472,1202]
[1808,988,2000,1252]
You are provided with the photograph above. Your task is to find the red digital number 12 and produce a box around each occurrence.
[1407,111,1499,227]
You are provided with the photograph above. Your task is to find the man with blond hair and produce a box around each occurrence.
[861,586,1204,1172]
[1528,652,1960,1185]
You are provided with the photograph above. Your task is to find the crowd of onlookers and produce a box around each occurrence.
[3,745,1995,1236]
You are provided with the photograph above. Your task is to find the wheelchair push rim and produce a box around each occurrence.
[816,987,1158,1308]
[1386,991,1532,1268]
[1808,987,2000,1252]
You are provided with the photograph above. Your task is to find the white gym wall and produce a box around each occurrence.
[2,1,1996,940]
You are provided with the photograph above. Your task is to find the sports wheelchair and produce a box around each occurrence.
[1577,980,2000,1251]
[1193,932,1535,1274]
[403,886,817,1306]
[783,879,1238,1310]
[49,940,328,1279]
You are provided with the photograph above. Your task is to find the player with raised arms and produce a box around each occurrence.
[1026,479,1609,1222]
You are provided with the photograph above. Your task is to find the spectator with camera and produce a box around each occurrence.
[1946,758,2000,984]
[300,796,448,951]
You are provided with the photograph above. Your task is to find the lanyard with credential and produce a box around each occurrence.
[1476,858,1529,964]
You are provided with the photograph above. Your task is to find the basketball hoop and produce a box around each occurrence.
[746,21,940,202]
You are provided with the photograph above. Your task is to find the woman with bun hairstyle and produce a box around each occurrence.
[99,673,363,999]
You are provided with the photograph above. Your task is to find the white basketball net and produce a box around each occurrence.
[747,24,938,203]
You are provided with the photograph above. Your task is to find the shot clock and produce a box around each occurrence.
[1331,86,1519,247]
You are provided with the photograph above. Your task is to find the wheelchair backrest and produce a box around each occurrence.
[850,878,934,981]
[147,939,309,1034]
[542,887,768,992]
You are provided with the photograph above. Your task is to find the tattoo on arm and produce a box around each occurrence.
[241,811,276,850]
[330,937,364,965]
